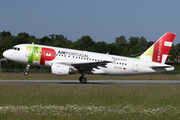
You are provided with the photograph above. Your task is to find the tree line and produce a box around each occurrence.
[0,31,179,69]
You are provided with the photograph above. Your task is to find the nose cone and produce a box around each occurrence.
[3,50,10,59]
[3,50,7,58]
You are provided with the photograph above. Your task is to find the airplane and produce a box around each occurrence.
[3,32,176,83]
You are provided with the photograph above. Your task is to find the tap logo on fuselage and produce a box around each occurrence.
[26,46,56,65]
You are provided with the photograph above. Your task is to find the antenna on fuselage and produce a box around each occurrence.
[32,42,34,44]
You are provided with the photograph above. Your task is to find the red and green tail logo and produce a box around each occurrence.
[136,33,176,64]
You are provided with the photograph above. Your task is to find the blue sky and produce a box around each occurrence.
[0,0,179,44]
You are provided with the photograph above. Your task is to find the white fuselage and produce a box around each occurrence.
[3,44,174,76]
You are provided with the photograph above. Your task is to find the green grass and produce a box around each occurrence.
[1,84,180,119]
[0,73,180,119]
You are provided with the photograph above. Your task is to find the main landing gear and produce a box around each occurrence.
[79,73,87,83]
[24,64,30,76]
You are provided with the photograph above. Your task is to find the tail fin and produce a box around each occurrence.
[136,32,176,64]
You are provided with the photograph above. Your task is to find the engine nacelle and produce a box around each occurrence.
[51,64,77,76]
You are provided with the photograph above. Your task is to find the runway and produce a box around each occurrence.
[0,80,180,84]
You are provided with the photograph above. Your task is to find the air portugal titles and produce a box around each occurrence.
[26,46,56,65]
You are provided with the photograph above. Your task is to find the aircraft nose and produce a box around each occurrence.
[3,50,9,59]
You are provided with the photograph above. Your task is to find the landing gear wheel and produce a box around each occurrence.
[24,70,29,76]
[24,64,30,76]
[79,77,87,84]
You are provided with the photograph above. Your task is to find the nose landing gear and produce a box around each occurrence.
[24,64,30,76]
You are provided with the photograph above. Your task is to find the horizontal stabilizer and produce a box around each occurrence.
[149,64,173,68]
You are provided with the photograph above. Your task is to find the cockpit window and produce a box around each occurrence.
[11,47,20,51]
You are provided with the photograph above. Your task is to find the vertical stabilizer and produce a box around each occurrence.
[136,32,176,64]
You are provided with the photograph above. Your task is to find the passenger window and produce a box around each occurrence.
[17,48,20,51]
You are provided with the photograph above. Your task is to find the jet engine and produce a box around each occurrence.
[51,64,77,76]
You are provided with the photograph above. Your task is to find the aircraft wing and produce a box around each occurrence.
[71,60,111,70]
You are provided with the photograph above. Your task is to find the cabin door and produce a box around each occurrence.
[132,61,139,72]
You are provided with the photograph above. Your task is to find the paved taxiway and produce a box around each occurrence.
[0,80,180,84]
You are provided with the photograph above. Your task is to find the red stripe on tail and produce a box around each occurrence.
[152,33,176,63]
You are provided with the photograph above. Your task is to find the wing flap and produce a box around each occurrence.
[71,60,111,70]
[71,60,111,65]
